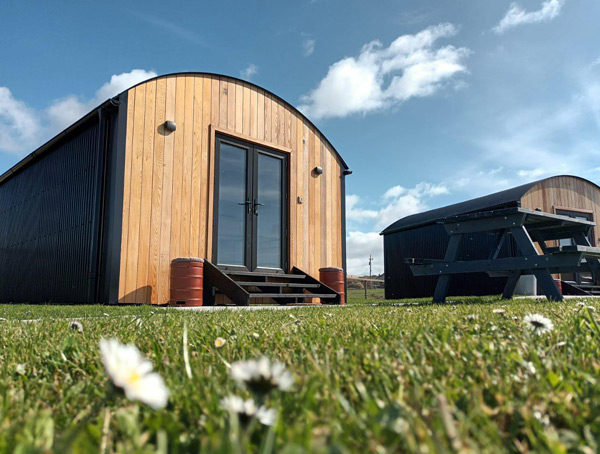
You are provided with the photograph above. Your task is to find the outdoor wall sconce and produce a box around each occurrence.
[313,166,323,175]
[164,121,177,132]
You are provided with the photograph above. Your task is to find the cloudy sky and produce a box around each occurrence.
[1,0,599,275]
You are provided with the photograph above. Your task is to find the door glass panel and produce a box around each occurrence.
[216,143,247,266]
[256,153,282,269]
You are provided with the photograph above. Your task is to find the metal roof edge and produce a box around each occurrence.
[381,175,600,236]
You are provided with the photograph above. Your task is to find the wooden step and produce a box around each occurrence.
[223,270,305,279]
[248,293,337,299]
[236,281,320,288]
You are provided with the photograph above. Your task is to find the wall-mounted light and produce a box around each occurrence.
[164,120,177,132]
[313,166,323,175]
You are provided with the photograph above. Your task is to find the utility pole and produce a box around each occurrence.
[364,254,374,298]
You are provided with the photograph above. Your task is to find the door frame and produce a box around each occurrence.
[212,132,289,273]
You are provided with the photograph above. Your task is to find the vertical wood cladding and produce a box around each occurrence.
[520,176,600,246]
[119,74,344,304]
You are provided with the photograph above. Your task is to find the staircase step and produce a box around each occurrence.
[248,293,337,299]
[223,270,305,279]
[236,281,320,288]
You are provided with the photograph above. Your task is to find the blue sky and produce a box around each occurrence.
[1,0,599,275]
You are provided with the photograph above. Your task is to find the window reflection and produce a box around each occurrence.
[216,144,247,266]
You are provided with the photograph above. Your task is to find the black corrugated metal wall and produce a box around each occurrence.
[0,121,103,303]
[384,224,518,299]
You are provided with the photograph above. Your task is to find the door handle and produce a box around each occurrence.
[253,200,264,215]
[238,199,252,213]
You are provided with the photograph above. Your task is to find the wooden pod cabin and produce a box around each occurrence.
[0,73,350,305]
[382,175,600,299]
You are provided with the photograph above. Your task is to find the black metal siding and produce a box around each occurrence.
[384,224,518,299]
[0,121,102,303]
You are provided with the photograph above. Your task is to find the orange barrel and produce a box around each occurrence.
[170,258,204,307]
[319,267,345,305]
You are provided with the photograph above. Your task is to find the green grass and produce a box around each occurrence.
[1,294,600,453]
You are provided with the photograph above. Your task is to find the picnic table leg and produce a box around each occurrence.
[502,271,522,299]
[572,231,600,284]
[533,271,563,301]
[510,226,563,301]
[433,234,463,303]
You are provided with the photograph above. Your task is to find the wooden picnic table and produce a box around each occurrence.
[405,207,600,302]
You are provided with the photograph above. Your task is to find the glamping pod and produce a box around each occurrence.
[0,73,349,305]
[381,176,600,299]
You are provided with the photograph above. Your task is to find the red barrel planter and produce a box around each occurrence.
[170,258,204,307]
[319,267,345,305]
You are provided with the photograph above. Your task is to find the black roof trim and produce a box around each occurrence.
[380,175,600,235]
[0,72,349,188]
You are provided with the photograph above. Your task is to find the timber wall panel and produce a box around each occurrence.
[521,176,600,247]
[119,74,344,303]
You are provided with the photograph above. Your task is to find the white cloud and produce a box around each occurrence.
[451,61,600,197]
[303,38,316,56]
[298,23,469,119]
[47,69,157,132]
[0,87,43,154]
[493,0,565,34]
[0,69,156,155]
[346,231,384,276]
[346,194,378,221]
[241,64,258,80]
[94,70,157,103]
[517,168,547,179]
[349,181,449,230]
[346,182,449,275]
[383,185,406,199]
[377,182,448,229]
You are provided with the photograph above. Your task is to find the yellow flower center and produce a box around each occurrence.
[125,370,142,386]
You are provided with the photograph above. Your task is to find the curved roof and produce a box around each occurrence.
[126,72,348,169]
[0,72,348,187]
[380,175,600,235]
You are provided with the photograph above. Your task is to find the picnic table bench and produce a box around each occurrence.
[405,207,600,302]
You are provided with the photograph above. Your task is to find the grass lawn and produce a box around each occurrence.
[1,294,599,453]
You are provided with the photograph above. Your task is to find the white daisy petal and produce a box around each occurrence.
[230,356,294,395]
[99,338,169,409]
[523,314,554,335]
[256,406,277,426]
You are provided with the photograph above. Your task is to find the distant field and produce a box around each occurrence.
[1,295,599,453]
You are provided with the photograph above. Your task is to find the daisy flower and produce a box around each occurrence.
[492,308,506,315]
[215,337,227,348]
[523,314,554,335]
[230,356,293,396]
[99,338,169,409]
[220,395,276,426]
[70,320,83,333]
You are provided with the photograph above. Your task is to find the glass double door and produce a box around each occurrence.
[214,135,287,272]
